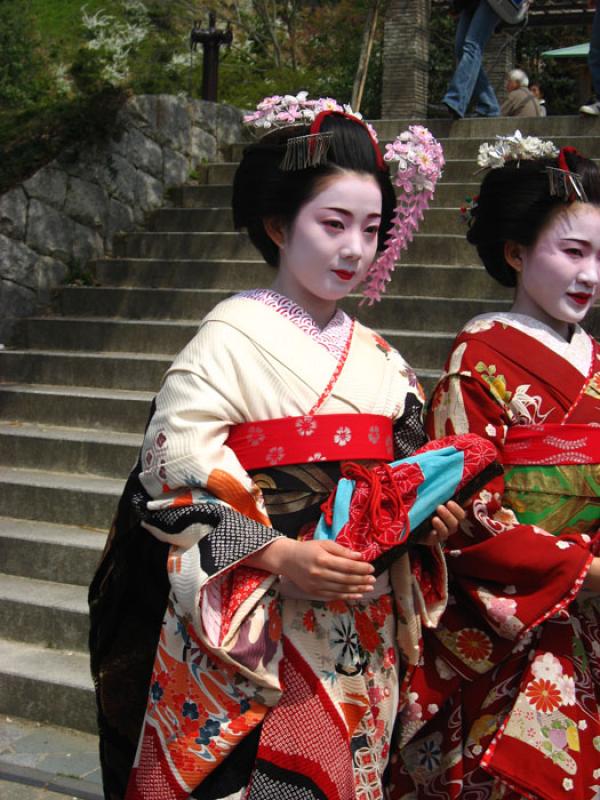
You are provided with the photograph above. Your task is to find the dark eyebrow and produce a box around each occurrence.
[323,206,382,219]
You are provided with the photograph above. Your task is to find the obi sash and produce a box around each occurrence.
[502,423,600,536]
[227,413,394,469]
[314,433,501,573]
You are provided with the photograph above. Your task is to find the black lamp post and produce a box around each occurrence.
[190,12,233,102]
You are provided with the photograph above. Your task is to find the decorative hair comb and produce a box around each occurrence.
[546,166,588,202]
[279,132,334,171]
[244,93,445,304]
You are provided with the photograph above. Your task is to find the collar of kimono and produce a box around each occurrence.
[502,423,600,466]
[227,413,394,470]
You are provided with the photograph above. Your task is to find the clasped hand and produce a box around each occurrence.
[246,500,465,600]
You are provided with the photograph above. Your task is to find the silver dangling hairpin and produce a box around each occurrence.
[546,166,588,202]
[279,132,334,171]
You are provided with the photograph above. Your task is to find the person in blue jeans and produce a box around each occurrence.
[580,0,600,115]
[443,0,501,119]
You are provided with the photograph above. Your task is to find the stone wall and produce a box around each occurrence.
[0,95,244,343]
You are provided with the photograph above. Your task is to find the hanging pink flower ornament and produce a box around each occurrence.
[362,126,445,305]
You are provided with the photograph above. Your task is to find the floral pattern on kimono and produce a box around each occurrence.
[388,314,600,800]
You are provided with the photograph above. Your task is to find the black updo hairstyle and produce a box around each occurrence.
[232,112,396,267]
[466,149,600,287]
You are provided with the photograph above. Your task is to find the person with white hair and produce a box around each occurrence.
[501,68,542,116]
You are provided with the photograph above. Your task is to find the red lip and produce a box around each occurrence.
[568,293,592,306]
[333,269,354,281]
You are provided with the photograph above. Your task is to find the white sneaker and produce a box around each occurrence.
[579,100,600,116]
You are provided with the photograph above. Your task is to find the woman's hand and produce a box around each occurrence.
[583,556,600,593]
[421,500,466,547]
[246,537,376,600]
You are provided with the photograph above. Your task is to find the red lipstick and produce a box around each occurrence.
[333,269,354,281]
[568,293,592,306]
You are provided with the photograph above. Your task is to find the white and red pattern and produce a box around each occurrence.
[239,289,353,360]
[502,423,600,466]
[227,413,394,470]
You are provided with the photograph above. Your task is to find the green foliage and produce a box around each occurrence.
[217,0,384,117]
[0,0,55,108]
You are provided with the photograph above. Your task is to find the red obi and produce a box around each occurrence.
[502,423,600,465]
[227,414,394,470]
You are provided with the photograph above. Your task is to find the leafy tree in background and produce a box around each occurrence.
[0,0,54,108]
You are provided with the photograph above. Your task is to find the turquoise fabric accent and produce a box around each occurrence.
[313,447,465,541]
[314,478,355,540]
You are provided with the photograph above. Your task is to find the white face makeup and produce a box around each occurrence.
[510,203,600,339]
[270,172,382,328]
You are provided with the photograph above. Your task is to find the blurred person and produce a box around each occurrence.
[530,81,547,115]
[442,0,502,119]
[501,68,542,116]
[580,0,600,115]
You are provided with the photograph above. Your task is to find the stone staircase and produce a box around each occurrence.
[1,115,599,736]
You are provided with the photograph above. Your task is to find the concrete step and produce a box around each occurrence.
[0,518,105,586]
[0,384,153,433]
[371,115,600,140]
[94,257,272,289]
[0,350,169,393]
[0,422,140,478]
[149,207,234,232]
[0,466,122,530]
[0,637,95,733]
[111,230,477,264]
[0,573,88,652]
[93,259,508,298]
[19,316,199,355]
[112,230,256,260]
[57,285,512,330]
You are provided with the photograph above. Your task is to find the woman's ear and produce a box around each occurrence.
[504,240,523,273]
[264,217,286,249]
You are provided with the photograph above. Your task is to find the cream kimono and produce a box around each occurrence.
[89,292,447,800]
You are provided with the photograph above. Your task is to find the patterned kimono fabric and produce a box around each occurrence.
[90,291,448,800]
[389,313,600,800]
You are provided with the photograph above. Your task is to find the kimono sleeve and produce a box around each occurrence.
[139,319,269,526]
[424,336,592,654]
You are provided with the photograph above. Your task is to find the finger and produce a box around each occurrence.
[445,500,466,519]
[431,515,450,539]
[318,540,373,563]
[318,561,377,583]
[317,551,375,576]
[316,569,376,588]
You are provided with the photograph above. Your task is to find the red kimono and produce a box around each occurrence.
[389,314,600,800]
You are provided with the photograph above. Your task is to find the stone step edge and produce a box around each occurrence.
[0,637,92,690]
[0,763,102,800]
[0,465,124,495]
[0,383,153,401]
[1,349,172,362]
[0,572,88,615]
[0,516,107,547]
[0,421,141,447]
